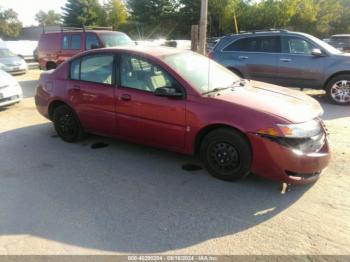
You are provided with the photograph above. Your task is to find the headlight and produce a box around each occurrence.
[278,120,322,138]
[258,120,323,138]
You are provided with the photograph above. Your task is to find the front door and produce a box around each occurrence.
[115,54,187,150]
[67,53,116,136]
[277,36,325,88]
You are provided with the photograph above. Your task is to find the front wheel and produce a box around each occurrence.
[325,75,350,105]
[53,105,85,143]
[200,128,252,181]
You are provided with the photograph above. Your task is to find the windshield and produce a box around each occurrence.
[163,52,240,94]
[99,33,135,47]
[0,49,15,58]
[306,34,342,54]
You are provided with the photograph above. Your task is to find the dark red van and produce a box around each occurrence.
[37,27,134,70]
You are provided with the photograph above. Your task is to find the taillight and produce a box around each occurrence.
[208,51,213,59]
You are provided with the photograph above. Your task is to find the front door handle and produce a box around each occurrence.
[280,58,292,62]
[238,56,249,60]
[120,94,131,101]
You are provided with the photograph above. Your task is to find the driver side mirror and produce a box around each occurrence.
[154,87,184,98]
[311,48,324,57]
[90,44,99,49]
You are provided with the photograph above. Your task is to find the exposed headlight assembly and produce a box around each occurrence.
[277,120,323,138]
[258,120,323,138]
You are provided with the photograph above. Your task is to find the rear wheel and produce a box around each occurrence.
[46,62,57,70]
[53,105,85,143]
[325,74,350,105]
[200,128,252,181]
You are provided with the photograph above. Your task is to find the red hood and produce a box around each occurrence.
[210,81,324,123]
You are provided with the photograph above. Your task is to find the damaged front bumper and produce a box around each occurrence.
[247,130,331,184]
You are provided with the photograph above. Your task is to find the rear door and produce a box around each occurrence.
[115,53,187,150]
[67,53,116,136]
[277,35,325,88]
[221,36,280,83]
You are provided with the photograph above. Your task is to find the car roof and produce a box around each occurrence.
[43,30,125,35]
[331,34,350,37]
[80,46,187,58]
[224,30,309,38]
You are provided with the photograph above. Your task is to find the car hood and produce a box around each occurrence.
[211,81,323,124]
[0,69,17,87]
[334,52,350,59]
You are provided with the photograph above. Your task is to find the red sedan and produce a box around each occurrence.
[35,47,330,184]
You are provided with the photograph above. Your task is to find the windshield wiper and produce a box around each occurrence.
[202,79,247,95]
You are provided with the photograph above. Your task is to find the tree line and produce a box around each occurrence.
[0,0,350,40]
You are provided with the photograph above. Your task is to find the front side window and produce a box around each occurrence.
[70,59,80,80]
[72,54,114,85]
[282,36,315,55]
[62,35,69,49]
[86,33,100,50]
[71,34,81,50]
[120,54,176,92]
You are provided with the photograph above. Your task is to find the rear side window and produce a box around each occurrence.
[86,33,100,50]
[71,35,81,50]
[62,35,69,49]
[224,37,259,52]
[80,55,114,85]
[224,36,280,53]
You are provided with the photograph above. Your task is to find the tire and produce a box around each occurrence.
[53,105,85,143]
[46,62,57,70]
[200,128,252,181]
[325,74,350,105]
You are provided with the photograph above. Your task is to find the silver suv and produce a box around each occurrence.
[210,30,350,105]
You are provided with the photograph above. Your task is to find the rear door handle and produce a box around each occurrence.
[120,94,131,101]
[238,56,249,60]
[280,58,292,62]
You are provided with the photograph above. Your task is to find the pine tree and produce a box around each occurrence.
[103,0,128,30]
[62,0,104,27]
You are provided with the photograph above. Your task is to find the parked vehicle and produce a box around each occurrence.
[328,34,350,52]
[0,69,23,107]
[207,37,222,52]
[5,40,38,61]
[33,47,38,62]
[210,29,350,105]
[37,26,135,70]
[0,48,28,75]
[35,46,330,185]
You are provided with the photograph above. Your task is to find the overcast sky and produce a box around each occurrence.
[0,0,105,26]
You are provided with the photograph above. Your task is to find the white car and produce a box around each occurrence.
[0,69,23,107]
[0,48,28,75]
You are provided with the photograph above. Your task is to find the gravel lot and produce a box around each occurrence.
[0,70,349,255]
